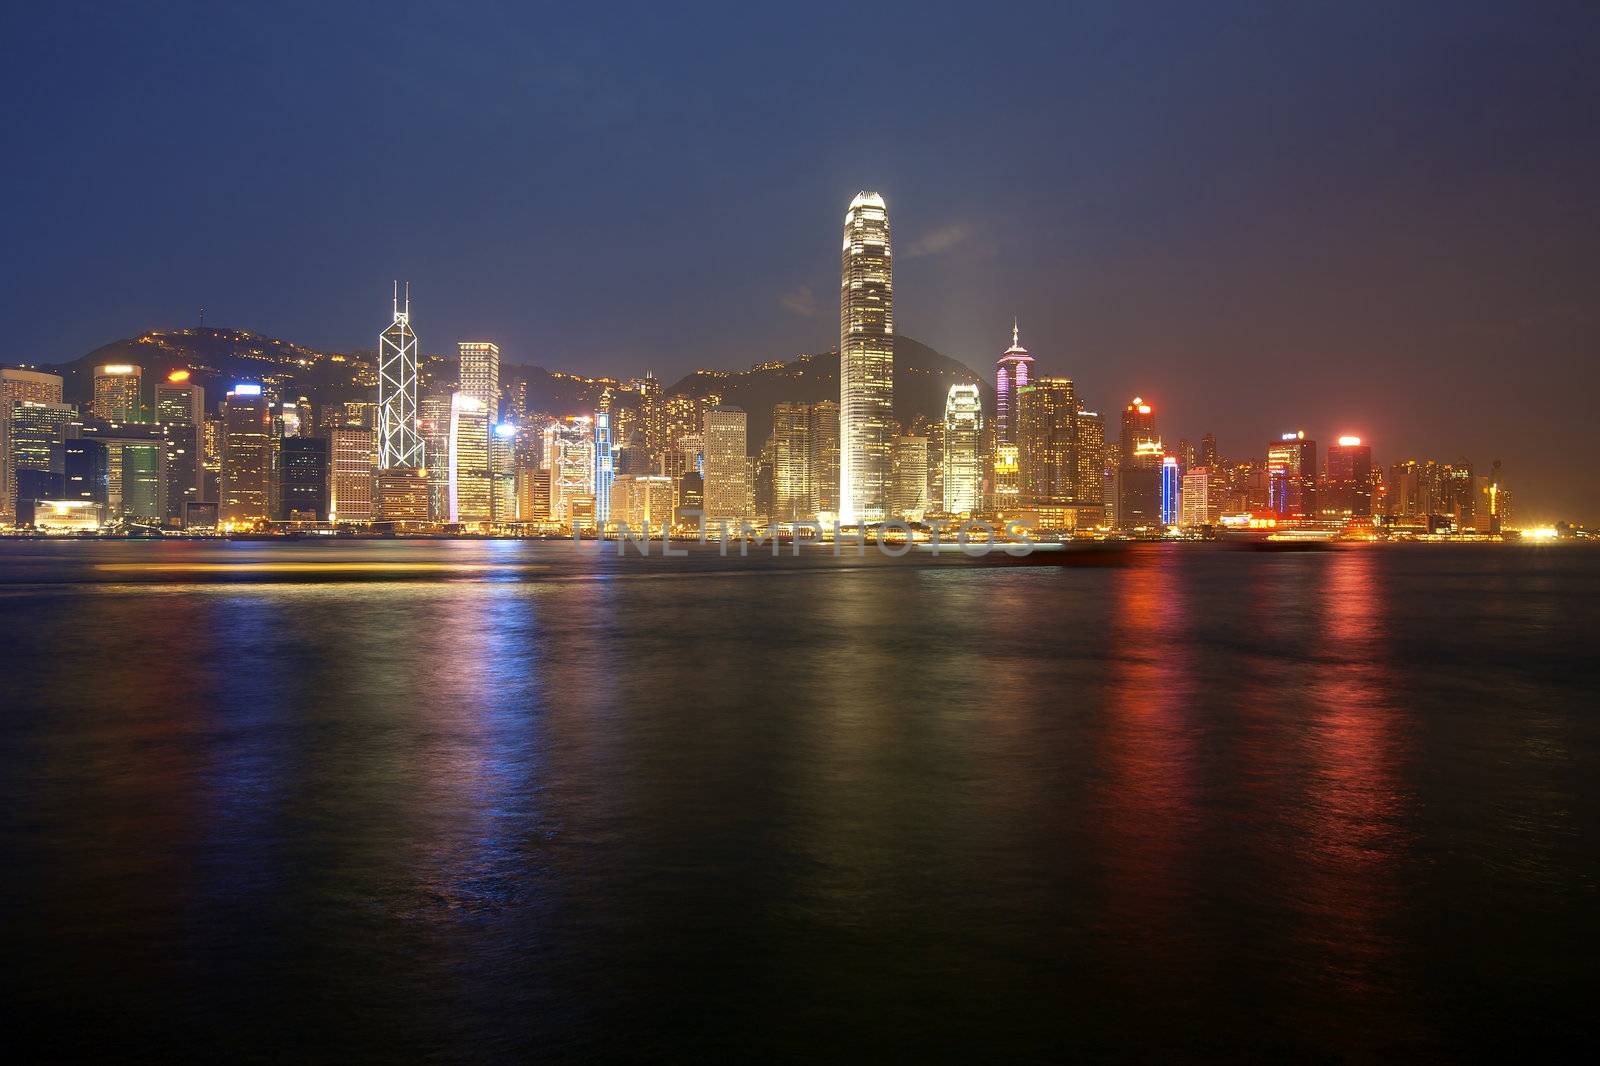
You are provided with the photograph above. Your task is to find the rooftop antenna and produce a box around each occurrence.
[1012,315,1019,348]
[199,306,205,328]
[404,280,410,316]
[392,280,399,318]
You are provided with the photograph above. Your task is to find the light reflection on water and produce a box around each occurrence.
[2,541,1598,1060]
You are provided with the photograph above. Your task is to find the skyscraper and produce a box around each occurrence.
[544,417,596,524]
[942,384,982,516]
[1160,455,1182,527]
[703,405,750,526]
[1267,431,1318,519]
[220,384,272,525]
[154,370,205,426]
[458,342,500,420]
[772,402,813,523]
[1073,407,1106,509]
[0,369,65,521]
[1016,376,1076,504]
[1323,435,1373,518]
[890,435,929,521]
[995,319,1034,446]
[329,424,375,524]
[92,364,143,422]
[279,436,329,521]
[808,400,839,520]
[448,393,492,524]
[377,282,425,470]
[1180,467,1214,529]
[594,410,615,527]
[1117,397,1162,529]
[839,191,893,525]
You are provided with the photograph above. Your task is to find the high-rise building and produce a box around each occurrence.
[75,420,168,523]
[1016,376,1076,504]
[890,435,929,521]
[772,402,813,523]
[995,320,1035,446]
[1160,456,1182,527]
[329,424,375,524]
[458,342,500,420]
[418,391,452,522]
[1073,407,1106,509]
[610,474,677,532]
[220,384,273,525]
[594,410,615,527]
[279,436,329,521]
[491,422,517,522]
[377,282,425,470]
[154,369,206,426]
[1180,468,1214,529]
[1117,397,1162,529]
[1323,435,1373,518]
[808,400,839,520]
[544,417,596,524]
[1,371,66,521]
[375,466,431,524]
[839,191,894,524]
[515,464,552,524]
[942,384,982,516]
[703,405,750,526]
[91,364,143,422]
[448,393,492,524]
[162,421,202,526]
[63,438,110,510]
[1267,431,1318,520]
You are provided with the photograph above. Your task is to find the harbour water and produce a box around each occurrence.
[2,540,1596,1060]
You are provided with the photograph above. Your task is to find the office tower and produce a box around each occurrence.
[329,424,375,524]
[6,400,74,515]
[1324,435,1374,517]
[63,437,110,510]
[753,438,775,522]
[772,402,812,523]
[92,364,143,422]
[220,384,273,525]
[155,370,205,426]
[375,466,431,523]
[1073,407,1106,508]
[162,421,201,526]
[1199,433,1219,470]
[942,384,982,515]
[889,435,930,521]
[807,400,839,519]
[1,371,65,521]
[1180,468,1213,529]
[417,391,452,521]
[377,282,425,470]
[611,473,677,532]
[839,190,893,525]
[637,373,665,463]
[75,420,167,522]
[274,399,304,439]
[676,470,704,525]
[994,319,1034,446]
[702,405,750,526]
[1486,459,1510,532]
[491,422,517,521]
[1160,456,1182,527]
[1267,430,1318,520]
[279,436,328,521]
[515,463,551,523]
[457,342,501,421]
[544,417,596,523]
[448,393,492,524]
[1116,397,1162,528]
[200,415,223,502]
[1016,376,1076,504]
[990,444,1021,513]
[594,410,615,527]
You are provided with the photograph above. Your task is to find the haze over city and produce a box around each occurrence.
[2,0,1597,524]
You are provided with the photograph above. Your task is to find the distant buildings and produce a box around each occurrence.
[1267,430,1318,520]
[839,191,894,524]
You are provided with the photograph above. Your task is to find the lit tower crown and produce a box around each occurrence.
[994,317,1034,446]
[378,281,425,469]
[839,190,893,525]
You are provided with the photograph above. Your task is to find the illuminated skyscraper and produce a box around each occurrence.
[839,191,893,524]
[890,435,929,521]
[0,369,65,521]
[772,402,812,523]
[154,370,205,426]
[1016,376,1075,504]
[92,364,142,422]
[418,391,452,520]
[1323,435,1373,517]
[1117,397,1162,529]
[594,410,615,527]
[377,282,425,470]
[328,424,375,524]
[994,319,1034,446]
[220,384,272,525]
[942,384,982,515]
[703,405,750,525]
[1073,407,1106,509]
[1180,468,1214,529]
[1267,431,1318,519]
[544,417,595,524]
[1160,455,1182,527]
[279,436,328,521]
[375,466,431,523]
[458,342,500,420]
[448,393,492,524]
[808,400,839,520]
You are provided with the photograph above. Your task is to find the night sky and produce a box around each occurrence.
[2,1,1596,520]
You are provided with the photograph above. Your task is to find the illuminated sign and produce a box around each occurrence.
[166,369,191,383]
[494,422,517,438]
[101,364,136,375]
[1338,435,1362,447]
[231,383,262,396]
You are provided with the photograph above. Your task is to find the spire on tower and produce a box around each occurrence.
[392,280,399,318]
[1012,316,1020,349]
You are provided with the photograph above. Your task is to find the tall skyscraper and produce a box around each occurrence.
[994,319,1034,446]
[1073,407,1106,509]
[1180,468,1214,529]
[220,384,272,525]
[890,435,930,521]
[1160,455,1182,527]
[377,282,425,470]
[1267,430,1318,519]
[593,410,615,527]
[448,393,492,524]
[154,370,205,426]
[458,342,500,420]
[808,400,839,520]
[329,424,375,524]
[92,364,142,422]
[839,191,893,525]
[544,417,596,524]
[942,384,982,515]
[1117,397,1162,529]
[279,436,329,521]
[772,402,813,523]
[703,405,750,526]
[1323,435,1373,517]
[1016,376,1076,504]
[0,369,65,521]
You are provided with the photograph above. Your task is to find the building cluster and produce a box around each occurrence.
[0,192,1519,537]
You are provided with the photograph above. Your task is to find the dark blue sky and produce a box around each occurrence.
[2,1,1597,519]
